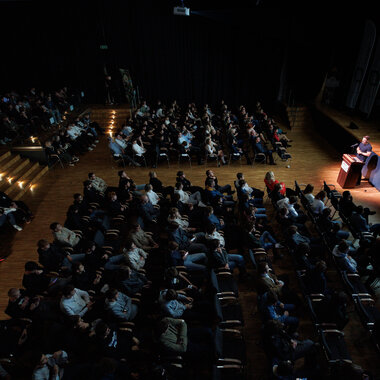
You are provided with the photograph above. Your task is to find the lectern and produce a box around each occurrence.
[337,154,364,188]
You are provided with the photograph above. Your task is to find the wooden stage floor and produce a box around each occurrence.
[0,104,379,378]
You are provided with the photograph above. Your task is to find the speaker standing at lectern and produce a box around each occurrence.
[356,135,372,163]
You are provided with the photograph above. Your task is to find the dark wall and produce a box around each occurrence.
[0,0,378,108]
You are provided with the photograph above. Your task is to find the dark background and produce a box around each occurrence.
[0,0,379,109]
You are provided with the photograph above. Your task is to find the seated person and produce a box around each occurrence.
[234,172,264,199]
[168,222,208,254]
[22,261,69,296]
[304,260,329,295]
[205,169,233,195]
[253,136,275,165]
[205,223,225,247]
[350,205,380,237]
[72,262,103,292]
[310,191,327,215]
[0,206,23,231]
[128,223,158,251]
[0,190,33,224]
[168,241,207,272]
[209,239,247,279]
[144,184,161,206]
[176,170,204,194]
[277,196,307,224]
[117,266,150,296]
[259,291,298,331]
[157,317,215,362]
[332,241,359,274]
[60,284,93,318]
[104,288,138,321]
[302,184,315,204]
[88,172,108,194]
[174,182,204,207]
[50,222,81,247]
[138,195,160,224]
[123,240,148,271]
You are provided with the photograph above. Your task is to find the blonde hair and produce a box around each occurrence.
[265,171,275,181]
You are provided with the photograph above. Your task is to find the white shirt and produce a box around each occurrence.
[115,138,127,149]
[277,197,298,218]
[311,198,325,215]
[132,142,146,156]
[146,190,160,206]
[205,231,225,247]
[174,189,189,203]
[60,288,90,317]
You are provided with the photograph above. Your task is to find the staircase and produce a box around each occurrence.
[286,105,311,129]
[90,107,132,135]
[0,151,49,200]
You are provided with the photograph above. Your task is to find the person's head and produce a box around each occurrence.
[303,184,314,194]
[342,190,351,200]
[105,288,119,301]
[165,267,179,279]
[175,182,183,190]
[132,222,141,232]
[168,241,179,251]
[165,289,178,301]
[149,171,157,179]
[83,180,92,189]
[37,239,50,250]
[258,261,270,275]
[356,205,364,215]
[49,222,61,232]
[338,240,349,254]
[73,193,82,202]
[322,207,331,218]
[108,191,117,201]
[176,170,184,179]
[140,194,149,204]
[8,288,21,302]
[206,169,214,177]
[169,221,180,231]
[95,320,111,338]
[278,207,288,217]
[124,240,136,251]
[62,284,76,298]
[315,190,326,201]
[205,178,214,187]
[362,135,370,144]
[72,262,85,273]
[118,170,127,178]
[144,184,152,192]
[206,223,217,235]
[210,239,221,251]
[236,172,244,180]
[88,172,96,180]
[287,225,298,236]
[315,260,327,273]
[288,196,298,205]
[31,351,48,369]
[265,171,275,181]
[238,179,246,187]
[206,206,214,215]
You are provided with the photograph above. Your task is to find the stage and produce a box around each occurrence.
[312,102,380,222]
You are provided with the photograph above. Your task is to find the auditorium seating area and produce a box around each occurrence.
[0,101,379,380]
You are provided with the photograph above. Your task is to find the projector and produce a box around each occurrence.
[173,6,190,16]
